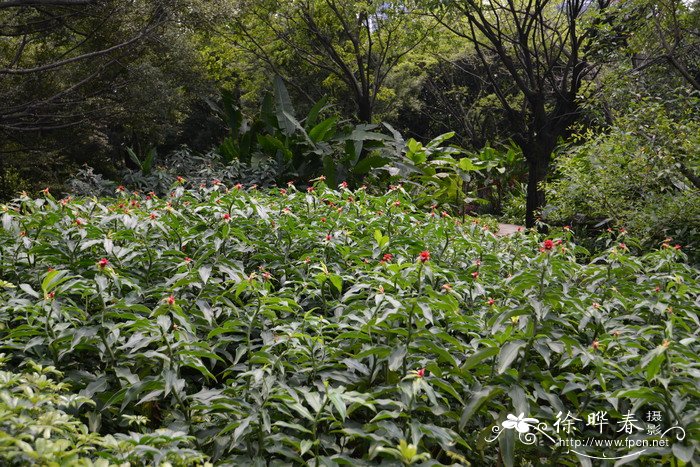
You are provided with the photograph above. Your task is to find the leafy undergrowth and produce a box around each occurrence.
[0,182,698,466]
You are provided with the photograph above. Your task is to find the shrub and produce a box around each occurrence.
[546,99,700,258]
[0,183,697,464]
[0,357,206,466]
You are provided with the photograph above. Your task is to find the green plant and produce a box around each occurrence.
[546,99,700,259]
[0,357,207,466]
[126,147,158,177]
[0,183,697,465]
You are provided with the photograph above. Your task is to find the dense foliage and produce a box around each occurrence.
[546,98,700,256]
[0,185,697,464]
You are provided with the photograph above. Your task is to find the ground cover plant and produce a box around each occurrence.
[0,182,698,465]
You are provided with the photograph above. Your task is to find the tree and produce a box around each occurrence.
[0,0,229,194]
[231,0,433,124]
[623,0,699,92]
[433,0,612,227]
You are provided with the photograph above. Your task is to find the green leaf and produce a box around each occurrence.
[461,346,499,371]
[329,275,343,293]
[309,116,337,142]
[329,392,347,421]
[273,75,297,136]
[388,345,407,371]
[497,340,525,374]
[459,386,503,430]
[458,157,481,171]
[353,155,389,175]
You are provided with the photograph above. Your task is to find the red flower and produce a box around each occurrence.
[167,295,176,306]
[98,258,109,269]
[393,200,401,207]
[184,257,192,263]
[212,179,221,186]
[416,368,426,378]
[542,239,554,251]
[674,244,682,250]
[307,186,314,193]
[149,212,157,220]
[222,213,231,221]
[280,188,287,195]
[41,187,50,195]
[618,243,627,250]
[471,271,479,279]
[418,250,430,262]
[488,298,495,306]
[382,253,393,262]
[339,181,348,189]
[320,217,326,223]
[591,339,599,351]
[234,183,243,190]
[46,291,55,300]
[177,176,185,184]
[325,234,332,241]
[116,185,126,192]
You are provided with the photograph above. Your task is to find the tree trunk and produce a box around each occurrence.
[357,94,372,124]
[523,142,553,228]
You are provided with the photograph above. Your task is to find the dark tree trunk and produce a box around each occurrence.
[523,139,554,228]
[357,94,372,124]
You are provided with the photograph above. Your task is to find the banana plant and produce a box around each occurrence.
[126,146,157,176]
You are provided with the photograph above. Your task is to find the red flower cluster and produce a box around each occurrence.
[416,368,426,378]
[382,253,393,262]
[222,213,231,221]
[98,258,109,269]
[542,239,554,251]
[167,295,176,306]
[418,250,430,262]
